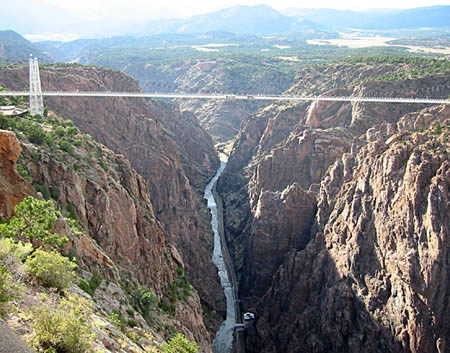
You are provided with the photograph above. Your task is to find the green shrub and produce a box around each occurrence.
[49,185,59,200]
[0,196,68,249]
[0,238,32,261]
[66,203,77,220]
[434,122,442,135]
[44,134,55,147]
[25,249,77,290]
[126,330,139,342]
[134,287,158,317]
[54,126,65,137]
[78,279,92,296]
[127,319,138,328]
[29,294,94,353]
[66,126,78,137]
[0,266,22,318]
[160,333,199,353]
[32,150,40,163]
[0,115,10,129]
[58,140,74,154]
[67,248,79,263]
[16,160,31,181]
[109,310,124,330]
[98,159,108,171]
[34,183,50,200]
[78,272,103,297]
[26,124,46,145]
[159,298,175,316]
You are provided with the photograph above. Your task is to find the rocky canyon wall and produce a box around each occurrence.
[0,65,224,335]
[217,60,449,352]
[248,105,449,353]
[123,58,294,142]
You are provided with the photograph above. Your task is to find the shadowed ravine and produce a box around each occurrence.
[204,156,237,353]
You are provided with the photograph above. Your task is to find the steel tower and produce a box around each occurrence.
[29,55,44,116]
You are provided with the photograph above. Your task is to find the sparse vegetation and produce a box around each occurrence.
[0,266,22,318]
[78,272,103,297]
[0,237,32,261]
[352,57,450,82]
[29,294,94,353]
[109,310,125,330]
[434,122,442,135]
[25,249,77,290]
[134,286,159,318]
[160,333,199,353]
[0,196,68,249]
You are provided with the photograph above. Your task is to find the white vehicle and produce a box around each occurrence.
[243,312,255,321]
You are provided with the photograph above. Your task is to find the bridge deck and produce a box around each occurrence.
[0,91,449,105]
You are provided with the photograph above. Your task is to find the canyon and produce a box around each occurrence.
[0,64,227,351]
[217,60,449,352]
[0,56,449,353]
[121,58,295,142]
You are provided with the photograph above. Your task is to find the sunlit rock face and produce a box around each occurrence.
[247,104,449,353]
[0,130,34,218]
[217,60,449,353]
[0,65,224,339]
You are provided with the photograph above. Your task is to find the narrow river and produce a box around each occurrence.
[204,156,237,353]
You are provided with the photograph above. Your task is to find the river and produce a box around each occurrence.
[204,156,237,353]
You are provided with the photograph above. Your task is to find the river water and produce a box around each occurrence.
[204,157,237,353]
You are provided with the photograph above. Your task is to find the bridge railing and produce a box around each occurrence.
[0,91,449,105]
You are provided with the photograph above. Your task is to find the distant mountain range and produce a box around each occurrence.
[140,5,329,35]
[3,4,449,41]
[0,30,52,64]
[130,5,450,35]
[284,6,450,30]
[0,4,449,65]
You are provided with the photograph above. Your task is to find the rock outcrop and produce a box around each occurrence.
[247,104,449,353]
[0,124,213,351]
[218,61,449,309]
[0,130,34,218]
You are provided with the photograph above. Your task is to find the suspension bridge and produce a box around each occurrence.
[1,56,449,116]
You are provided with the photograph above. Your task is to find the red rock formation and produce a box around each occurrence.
[218,64,449,311]
[0,65,225,334]
[247,105,450,353]
[0,130,34,218]
[0,128,213,351]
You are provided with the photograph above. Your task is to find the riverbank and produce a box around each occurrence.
[205,158,236,353]
[212,177,245,353]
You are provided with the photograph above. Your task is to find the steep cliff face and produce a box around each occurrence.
[0,130,34,218]
[0,65,224,334]
[218,59,450,309]
[248,105,449,353]
[0,121,212,352]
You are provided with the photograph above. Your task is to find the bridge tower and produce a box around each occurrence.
[29,55,44,116]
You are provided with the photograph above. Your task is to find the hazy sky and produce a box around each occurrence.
[41,0,450,18]
[2,0,449,40]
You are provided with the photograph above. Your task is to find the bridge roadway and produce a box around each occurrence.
[1,91,450,105]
